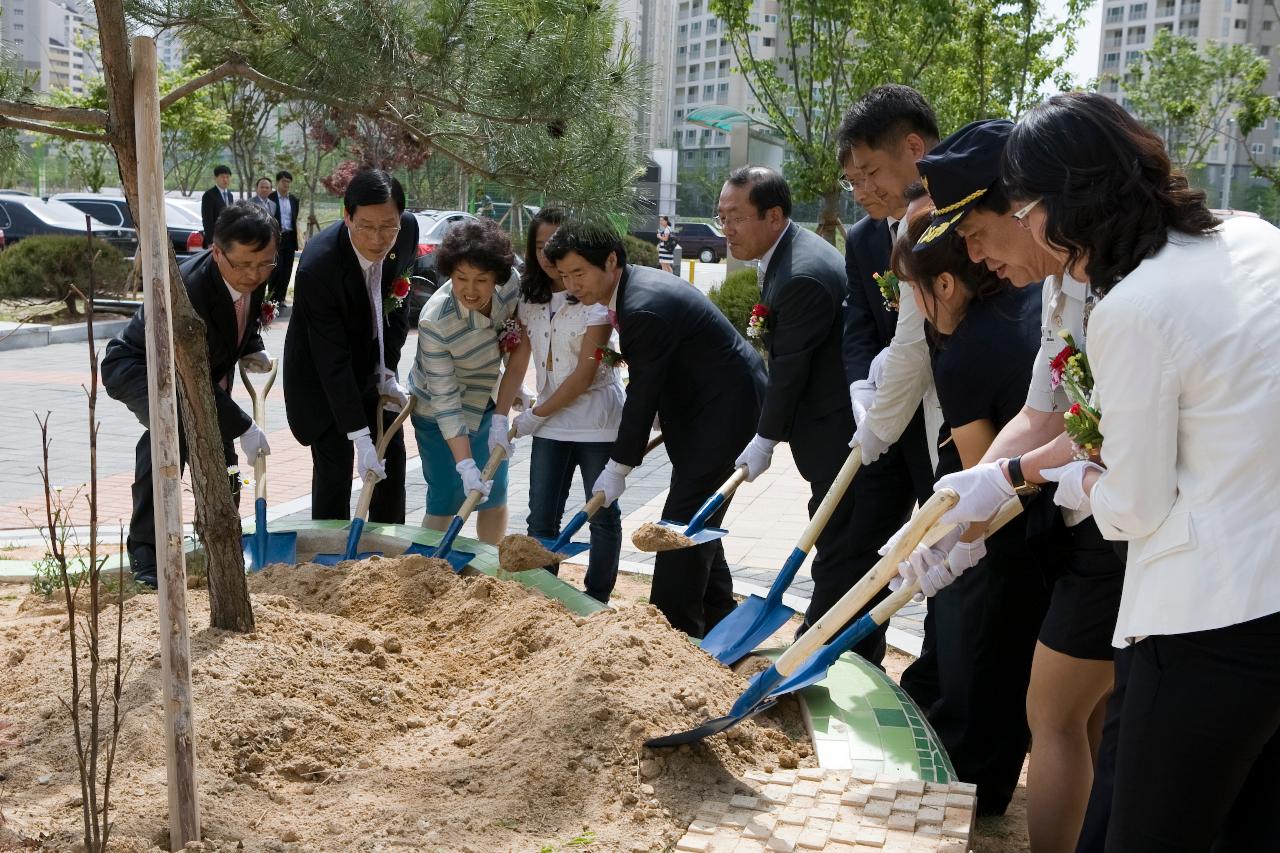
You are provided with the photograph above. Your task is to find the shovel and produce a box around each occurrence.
[700,446,863,664]
[239,359,297,571]
[403,422,518,572]
[644,488,958,749]
[313,397,416,566]
[632,464,750,552]
[765,496,1025,699]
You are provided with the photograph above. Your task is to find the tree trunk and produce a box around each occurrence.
[95,0,255,632]
[815,188,843,245]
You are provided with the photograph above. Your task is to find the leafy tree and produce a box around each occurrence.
[1120,29,1279,177]
[709,0,1089,240]
[160,61,232,195]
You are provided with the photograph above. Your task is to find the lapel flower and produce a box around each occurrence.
[593,345,626,367]
[497,318,523,353]
[1051,332,1102,458]
[873,270,900,311]
[382,275,411,322]
[260,300,278,329]
[747,303,770,339]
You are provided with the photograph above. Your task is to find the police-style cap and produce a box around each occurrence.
[913,119,1014,251]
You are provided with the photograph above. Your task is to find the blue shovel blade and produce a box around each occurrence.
[313,519,380,565]
[645,666,785,748]
[402,541,475,573]
[699,594,797,664]
[654,519,729,547]
[533,537,591,560]
[242,498,299,572]
[767,614,880,700]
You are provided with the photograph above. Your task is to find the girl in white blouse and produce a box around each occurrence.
[510,209,625,602]
[1004,92,1280,851]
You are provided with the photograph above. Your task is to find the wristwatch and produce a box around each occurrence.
[1007,456,1041,498]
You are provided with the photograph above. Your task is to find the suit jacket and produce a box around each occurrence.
[758,222,852,441]
[101,250,265,441]
[201,185,231,246]
[250,196,277,218]
[612,264,767,471]
[841,215,897,384]
[283,212,419,445]
[1088,215,1280,645]
[269,191,301,235]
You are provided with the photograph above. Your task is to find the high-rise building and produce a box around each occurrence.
[614,0,677,151]
[1,0,99,94]
[669,0,781,174]
[155,28,187,71]
[1096,0,1280,203]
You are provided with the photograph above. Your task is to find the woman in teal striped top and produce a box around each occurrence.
[409,219,530,543]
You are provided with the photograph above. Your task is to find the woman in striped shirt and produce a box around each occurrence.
[409,219,529,543]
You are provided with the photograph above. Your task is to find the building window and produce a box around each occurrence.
[685,150,696,162]
[1273,146,1280,158]
[678,46,686,57]
[1129,2,1147,17]
[1127,25,1146,42]
[1105,28,1123,47]
[701,129,711,140]
[718,82,729,95]
[763,37,775,46]
[1234,18,1247,28]
[1125,49,1143,64]
[1103,51,1121,69]
[675,109,684,119]
[707,19,718,33]
[686,129,697,142]
[691,21,701,35]
[704,84,715,98]
[690,44,700,57]
[688,66,699,80]
[1263,45,1272,55]
[1156,0,1174,14]
[13,23,23,30]
[719,60,730,74]
[1106,6,1124,22]
[1263,19,1273,29]
[1181,1,1200,15]
[1180,20,1198,35]
[1251,143,1265,155]
[764,14,778,22]
[679,24,688,35]
[1156,21,1173,32]
[692,0,701,13]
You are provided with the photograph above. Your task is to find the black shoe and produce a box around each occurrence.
[132,569,158,590]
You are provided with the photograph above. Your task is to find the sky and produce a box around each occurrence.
[1047,0,1104,88]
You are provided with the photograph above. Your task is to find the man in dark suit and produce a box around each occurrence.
[201,164,234,249]
[830,84,942,669]
[283,168,419,523]
[543,221,767,638]
[717,165,865,638]
[267,170,301,305]
[102,203,279,588]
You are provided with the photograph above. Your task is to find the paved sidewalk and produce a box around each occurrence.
[0,320,925,643]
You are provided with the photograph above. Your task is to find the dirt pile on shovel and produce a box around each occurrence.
[632,522,695,552]
[497,533,562,571]
[0,554,813,852]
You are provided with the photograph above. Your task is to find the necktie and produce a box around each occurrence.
[233,293,249,346]
[367,261,388,380]
[756,261,766,292]
[224,189,232,206]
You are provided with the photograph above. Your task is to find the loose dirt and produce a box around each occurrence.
[630,523,694,553]
[496,534,563,573]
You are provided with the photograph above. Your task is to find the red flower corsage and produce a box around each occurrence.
[260,300,279,329]
[593,345,625,367]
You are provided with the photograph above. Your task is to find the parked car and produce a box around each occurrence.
[629,221,727,263]
[0,193,138,258]
[53,192,204,258]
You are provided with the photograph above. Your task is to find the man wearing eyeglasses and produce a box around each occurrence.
[102,202,280,589]
[283,168,419,524]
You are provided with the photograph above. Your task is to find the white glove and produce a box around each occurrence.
[947,538,988,573]
[239,421,271,462]
[513,408,546,438]
[455,458,492,498]
[1042,461,1105,514]
[868,347,890,388]
[934,461,1016,527]
[239,351,273,373]
[512,386,536,412]
[377,373,410,413]
[734,434,778,482]
[879,520,964,562]
[351,429,386,483]
[592,459,633,506]
[488,414,513,455]
[849,380,877,429]
[850,420,891,464]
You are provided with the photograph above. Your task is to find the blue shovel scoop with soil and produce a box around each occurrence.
[239,359,297,571]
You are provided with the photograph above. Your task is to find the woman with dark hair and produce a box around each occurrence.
[656,215,675,273]
[891,199,1049,818]
[509,209,625,602]
[1001,91,1280,851]
[409,218,530,543]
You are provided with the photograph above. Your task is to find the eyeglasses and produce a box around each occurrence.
[713,213,758,230]
[351,223,403,238]
[225,259,278,273]
[1012,199,1040,228]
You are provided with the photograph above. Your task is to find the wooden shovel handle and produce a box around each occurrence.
[352,396,416,522]
[456,421,518,519]
[585,432,665,518]
[797,445,862,552]
[238,357,278,426]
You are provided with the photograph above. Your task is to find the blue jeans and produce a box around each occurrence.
[526,437,622,603]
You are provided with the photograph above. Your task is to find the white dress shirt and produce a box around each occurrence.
[279,194,293,232]
[347,232,391,385]
[1026,272,1095,414]
[1088,215,1280,645]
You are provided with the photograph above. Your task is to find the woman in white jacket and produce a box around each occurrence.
[1002,92,1280,851]
[509,209,625,602]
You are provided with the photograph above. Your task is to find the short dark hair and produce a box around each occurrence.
[255,176,272,188]
[343,168,406,216]
[436,218,515,282]
[1002,92,1219,293]
[892,206,1005,333]
[213,164,231,177]
[275,170,293,182]
[725,166,792,218]
[214,201,279,252]
[520,207,566,304]
[903,180,929,205]
[541,219,627,270]
[837,85,940,166]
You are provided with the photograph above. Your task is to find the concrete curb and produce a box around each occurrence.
[0,306,292,353]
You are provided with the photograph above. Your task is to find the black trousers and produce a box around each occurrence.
[1107,608,1280,852]
[118,379,238,572]
[921,518,1049,815]
[268,231,298,304]
[649,458,739,639]
[804,406,936,667]
[309,397,406,524]
[1076,643,1133,852]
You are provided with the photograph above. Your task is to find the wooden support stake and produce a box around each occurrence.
[132,35,201,848]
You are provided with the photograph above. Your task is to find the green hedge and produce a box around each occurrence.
[622,234,659,268]
[708,268,760,338]
[0,236,130,300]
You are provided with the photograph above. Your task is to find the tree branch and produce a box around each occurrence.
[0,98,109,127]
[0,115,113,143]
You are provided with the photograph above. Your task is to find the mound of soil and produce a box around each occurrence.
[0,555,813,852]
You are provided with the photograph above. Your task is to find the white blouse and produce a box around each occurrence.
[518,293,624,442]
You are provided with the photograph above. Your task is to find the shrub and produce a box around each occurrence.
[622,234,659,268]
[0,235,130,303]
[708,268,761,338]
